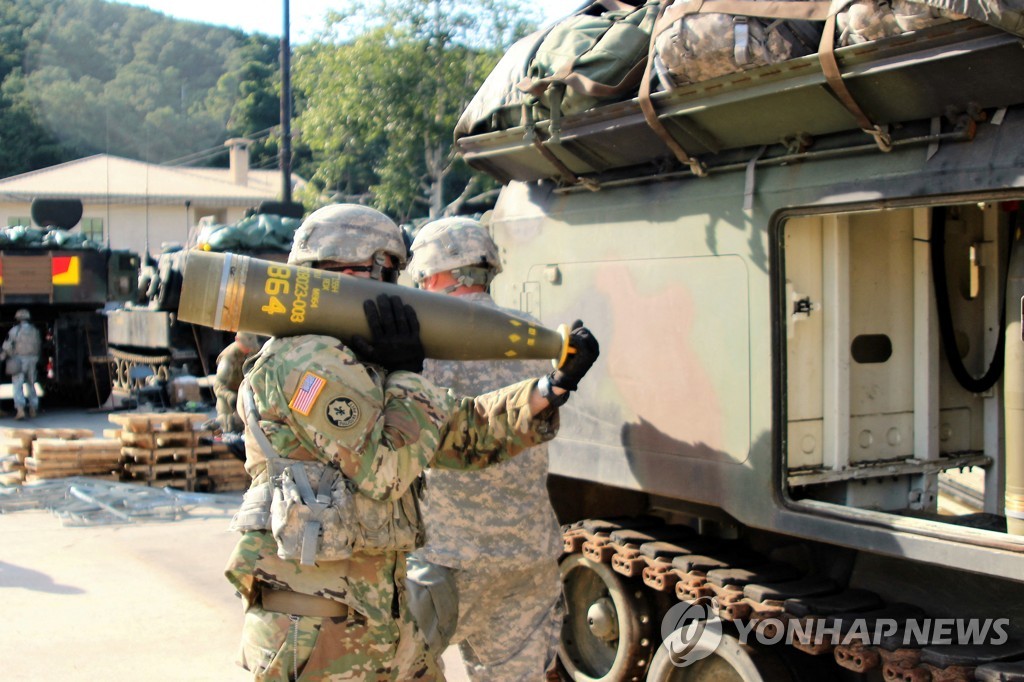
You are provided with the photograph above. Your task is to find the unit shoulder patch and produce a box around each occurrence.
[325,396,360,429]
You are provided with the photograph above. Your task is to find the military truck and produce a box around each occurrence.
[0,199,139,406]
[457,4,1024,680]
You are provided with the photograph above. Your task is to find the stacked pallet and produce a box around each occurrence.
[0,428,106,485]
[194,440,249,493]
[25,437,122,482]
[107,412,217,491]
[0,429,32,485]
[0,429,31,485]
[0,460,20,485]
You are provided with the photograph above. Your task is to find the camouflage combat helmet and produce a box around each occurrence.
[288,204,407,281]
[14,309,30,321]
[407,217,501,291]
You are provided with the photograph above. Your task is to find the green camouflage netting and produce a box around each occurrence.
[197,213,301,252]
[0,225,101,250]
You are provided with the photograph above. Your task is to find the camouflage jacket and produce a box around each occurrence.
[224,334,558,643]
[2,322,40,358]
[414,293,563,569]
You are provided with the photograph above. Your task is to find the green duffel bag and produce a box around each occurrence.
[454,29,548,141]
[518,0,661,118]
[254,213,300,251]
[202,224,243,251]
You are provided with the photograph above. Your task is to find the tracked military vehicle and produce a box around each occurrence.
[0,199,138,406]
[457,2,1024,679]
[105,202,301,403]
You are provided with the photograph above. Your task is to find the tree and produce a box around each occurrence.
[0,70,68,176]
[206,35,283,171]
[293,0,539,221]
[0,0,283,176]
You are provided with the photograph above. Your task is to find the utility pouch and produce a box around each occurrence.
[269,460,357,565]
[228,481,274,532]
[351,484,423,554]
[405,555,459,653]
[5,358,19,375]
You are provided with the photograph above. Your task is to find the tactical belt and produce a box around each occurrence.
[261,587,349,619]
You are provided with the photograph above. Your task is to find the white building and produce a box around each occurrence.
[0,139,304,256]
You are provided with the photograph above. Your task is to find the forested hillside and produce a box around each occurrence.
[0,0,280,177]
[1,0,544,221]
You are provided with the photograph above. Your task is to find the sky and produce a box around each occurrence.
[113,1,586,41]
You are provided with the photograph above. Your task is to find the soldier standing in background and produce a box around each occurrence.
[406,217,566,681]
[213,331,260,433]
[2,309,42,420]
[223,204,599,681]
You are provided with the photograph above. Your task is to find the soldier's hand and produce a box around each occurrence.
[550,320,600,391]
[350,294,425,373]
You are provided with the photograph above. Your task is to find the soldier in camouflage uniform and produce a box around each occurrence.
[2,309,42,420]
[224,204,600,682]
[214,331,261,433]
[406,217,565,681]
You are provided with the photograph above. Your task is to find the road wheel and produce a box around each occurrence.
[645,633,794,682]
[559,553,656,681]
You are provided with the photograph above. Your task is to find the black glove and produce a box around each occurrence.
[550,320,600,391]
[349,294,425,373]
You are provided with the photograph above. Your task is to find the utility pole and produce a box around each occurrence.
[280,0,293,204]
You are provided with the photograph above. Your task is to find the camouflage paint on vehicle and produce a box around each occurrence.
[484,88,1024,581]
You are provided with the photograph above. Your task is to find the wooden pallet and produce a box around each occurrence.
[107,429,204,449]
[1,428,96,460]
[194,474,249,493]
[24,463,119,478]
[1,427,95,443]
[120,446,212,464]
[194,444,249,491]
[33,438,121,454]
[0,439,30,459]
[26,452,121,466]
[0,470,24,485]
[140,477,190,489]
[108,413,208,434]
[122,460,194,478]
[23,437,121,480]
[24,472,118,484]
[197,458,244,473]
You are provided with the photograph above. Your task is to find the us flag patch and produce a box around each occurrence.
[288,371,327,416]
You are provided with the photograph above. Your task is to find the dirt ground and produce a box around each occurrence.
[0,407,468,681]
[0,508,250,681]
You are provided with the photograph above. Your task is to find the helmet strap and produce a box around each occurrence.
[436,266,493,294]
[370,251,400,283]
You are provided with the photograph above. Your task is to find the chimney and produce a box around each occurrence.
[225,138,252,186]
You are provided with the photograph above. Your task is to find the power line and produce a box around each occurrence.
[162,147,228,167]
[161,126,279,167]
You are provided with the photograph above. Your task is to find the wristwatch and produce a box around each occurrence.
[538,374,570,408]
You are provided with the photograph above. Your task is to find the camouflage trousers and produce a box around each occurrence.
[10,357,38,410]
[238,599,441,681]
[450,560,563,682]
